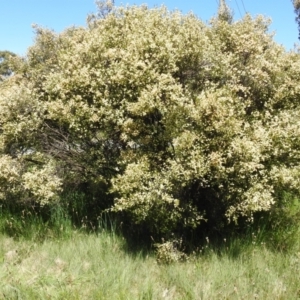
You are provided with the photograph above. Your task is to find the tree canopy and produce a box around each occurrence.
[1,5,300,238]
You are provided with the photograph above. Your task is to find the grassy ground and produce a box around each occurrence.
[1,228,300,299]
[0,196,300,299]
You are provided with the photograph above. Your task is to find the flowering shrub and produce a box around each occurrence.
[155,238,187,264]
[1,5,300,237]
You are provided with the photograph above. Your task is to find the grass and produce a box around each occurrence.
[0,197,300,299]
[0,228,300,299]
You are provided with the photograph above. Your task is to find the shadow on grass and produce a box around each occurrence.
[1,193,300,262]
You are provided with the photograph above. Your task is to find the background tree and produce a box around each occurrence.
[293,0,300,39]
[0,51,16,81]
[87,0,115,23]
[217,0,233,23]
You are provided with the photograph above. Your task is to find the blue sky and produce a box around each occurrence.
[0,0,298,56]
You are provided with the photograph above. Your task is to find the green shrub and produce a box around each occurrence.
[1,5,300,240]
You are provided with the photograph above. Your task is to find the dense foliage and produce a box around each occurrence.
[1,5,300,238]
